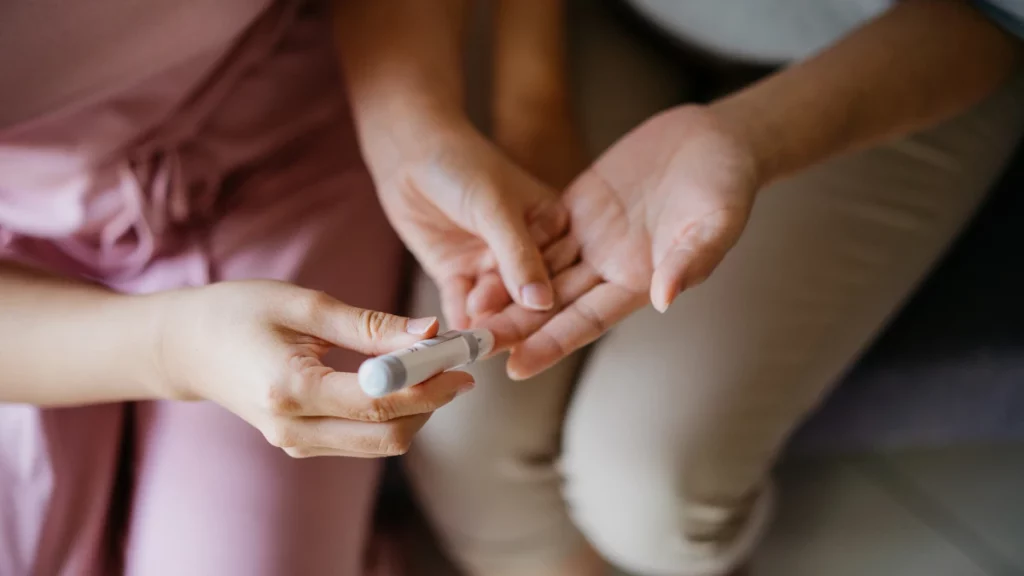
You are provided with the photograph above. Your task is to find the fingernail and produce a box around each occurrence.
[520,283,554,310]
[455,379,476,397]
[506,363,531,381]
[406,317,437,335]
[655,295,674,314]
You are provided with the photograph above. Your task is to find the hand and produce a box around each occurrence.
[156,280,474,457]
[365,111,572,329]
[460,84,590,323]
[481,105,761,378]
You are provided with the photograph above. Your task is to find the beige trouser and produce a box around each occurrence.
[404,3,1024,575]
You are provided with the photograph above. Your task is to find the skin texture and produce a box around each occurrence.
[479,0,1023,380]
[0,263,473,458]
[333,0,572,330]
[459,0,590,323]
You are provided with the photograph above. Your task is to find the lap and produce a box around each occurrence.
[566,73,1024,492]
[124,400,381,576]
[124,99,405,576]
[409,71,1024,574]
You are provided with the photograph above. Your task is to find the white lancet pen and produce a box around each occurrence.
[358,329,495,397]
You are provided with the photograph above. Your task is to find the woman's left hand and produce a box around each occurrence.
[368,111,571,330]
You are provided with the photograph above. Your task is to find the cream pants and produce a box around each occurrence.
[406,3,1024,574]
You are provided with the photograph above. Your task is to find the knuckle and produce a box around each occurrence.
[294,290,331,325]
[264,420,299,449]
[532,203,569,243]
[357,309,391,342]
[506,239,532,259]
[377,423,415,456]
[549,203,570,231]
[574,300,608,335]
[537,330,572,363]
[363,398,395,423]
[264,382,301,416]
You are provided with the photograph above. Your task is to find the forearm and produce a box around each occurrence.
[711,0,1023,185]
[492,0,584,187]
[0,263,164,405]
[332,0,470,177]
[492,0,572,130]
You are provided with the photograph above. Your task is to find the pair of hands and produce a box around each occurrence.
[150,103,760,460]
[383,104,761,379]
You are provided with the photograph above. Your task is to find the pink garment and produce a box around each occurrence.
[0,0,271,129]
[0,3,405,575]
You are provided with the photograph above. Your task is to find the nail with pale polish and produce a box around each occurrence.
[406,316,437,335]
[455,380,477,397]
[655,288,682,314]
[520,283,554,310]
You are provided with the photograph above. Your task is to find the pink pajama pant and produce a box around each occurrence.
[0,5,403,575]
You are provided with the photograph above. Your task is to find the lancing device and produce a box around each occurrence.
[358,329,495,398]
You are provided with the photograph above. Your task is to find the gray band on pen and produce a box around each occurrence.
[463,331,480,362]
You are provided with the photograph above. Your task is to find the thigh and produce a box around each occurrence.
[125,59,406,576]
[124,400,381,576]
[125,227,398,576]
[0,404,125,576]
[124,176,401,576]
[402,271,585,575]
[561,76,1024,574]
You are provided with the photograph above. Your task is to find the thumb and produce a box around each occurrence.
[650,246,700,313]
[650,207,747,312]
[650,234,732,313]
[477,199,555,312]
[286,292,439,355]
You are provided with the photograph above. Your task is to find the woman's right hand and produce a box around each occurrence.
[154,280,474,458]
[364,111,572,330]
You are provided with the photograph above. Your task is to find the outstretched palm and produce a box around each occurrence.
[481,105,761,379]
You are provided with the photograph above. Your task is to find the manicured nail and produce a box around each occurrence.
[506,363,531,381]
[520,283,554,310]
[655,294,674,314]
[406,317,437,335]
[455,379,476,397]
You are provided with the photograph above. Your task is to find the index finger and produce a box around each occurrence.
[283,368,475,421]
[505,283,646,380]
[478,262,603,351]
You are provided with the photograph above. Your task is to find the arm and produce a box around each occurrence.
[331,0,569,326]
[0,261,472,457]
[492,0,585,188]
[0,263,165,405]
[332,0,470,178]
[453,0,585,319]
[713,0,1023,186]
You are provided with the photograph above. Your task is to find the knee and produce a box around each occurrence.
[561,448,773,576]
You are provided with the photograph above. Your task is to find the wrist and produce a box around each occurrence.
[63,290,185,403]
[135,289,201,401]
[705,95,780,189]
[357,98,476,186]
